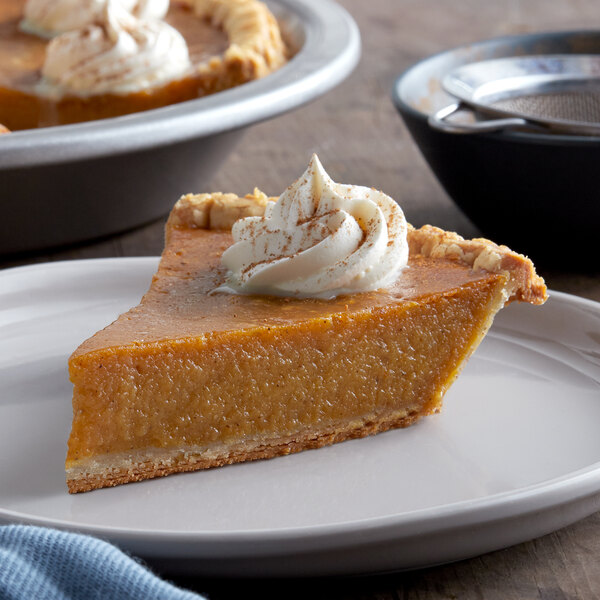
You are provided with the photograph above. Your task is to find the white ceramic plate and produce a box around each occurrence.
[1,258,599,577]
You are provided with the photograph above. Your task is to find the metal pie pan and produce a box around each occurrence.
[0,0,360,254]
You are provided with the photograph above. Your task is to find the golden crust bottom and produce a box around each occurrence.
[66,407,429,493]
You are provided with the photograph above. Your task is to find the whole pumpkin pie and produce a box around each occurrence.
[66,157,547,493]
[0,0,287,130]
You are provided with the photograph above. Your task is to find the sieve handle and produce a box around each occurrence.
[428,102,529,134]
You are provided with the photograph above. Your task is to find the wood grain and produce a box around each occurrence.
[2,0,600,597]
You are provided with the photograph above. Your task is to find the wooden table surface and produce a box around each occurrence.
[3,1,600,598]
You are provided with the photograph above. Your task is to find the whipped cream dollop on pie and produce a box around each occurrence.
[40,1,190,96]
[21,0,169,38]
[219,155,409,298]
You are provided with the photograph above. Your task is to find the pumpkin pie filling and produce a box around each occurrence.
[69,230,508,460]
[66,161,547,493]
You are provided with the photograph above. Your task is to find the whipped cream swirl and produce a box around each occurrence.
[21,0,169,38]
[40,1,190,96]
[219,155,409,298]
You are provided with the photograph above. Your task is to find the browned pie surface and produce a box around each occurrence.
[0,0,45,90]
[166,1,229,65]
[74,228,505,352]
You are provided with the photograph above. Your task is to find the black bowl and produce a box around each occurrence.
[392,30,600,270]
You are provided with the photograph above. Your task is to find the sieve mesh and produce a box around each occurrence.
[490,90,600,124]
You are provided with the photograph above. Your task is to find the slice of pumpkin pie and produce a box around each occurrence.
[66,155,546,493]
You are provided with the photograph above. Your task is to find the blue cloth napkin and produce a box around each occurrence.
[0,525,203,600]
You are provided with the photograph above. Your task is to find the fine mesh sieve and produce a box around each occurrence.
[429,55,600,135]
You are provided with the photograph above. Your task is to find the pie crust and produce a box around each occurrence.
[193,0,288,85]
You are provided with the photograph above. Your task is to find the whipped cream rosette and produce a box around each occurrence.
[219,155,409,298]
[21,0,169,38]
[39,1,190,97]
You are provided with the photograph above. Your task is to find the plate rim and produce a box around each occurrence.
[1,257,599,560]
